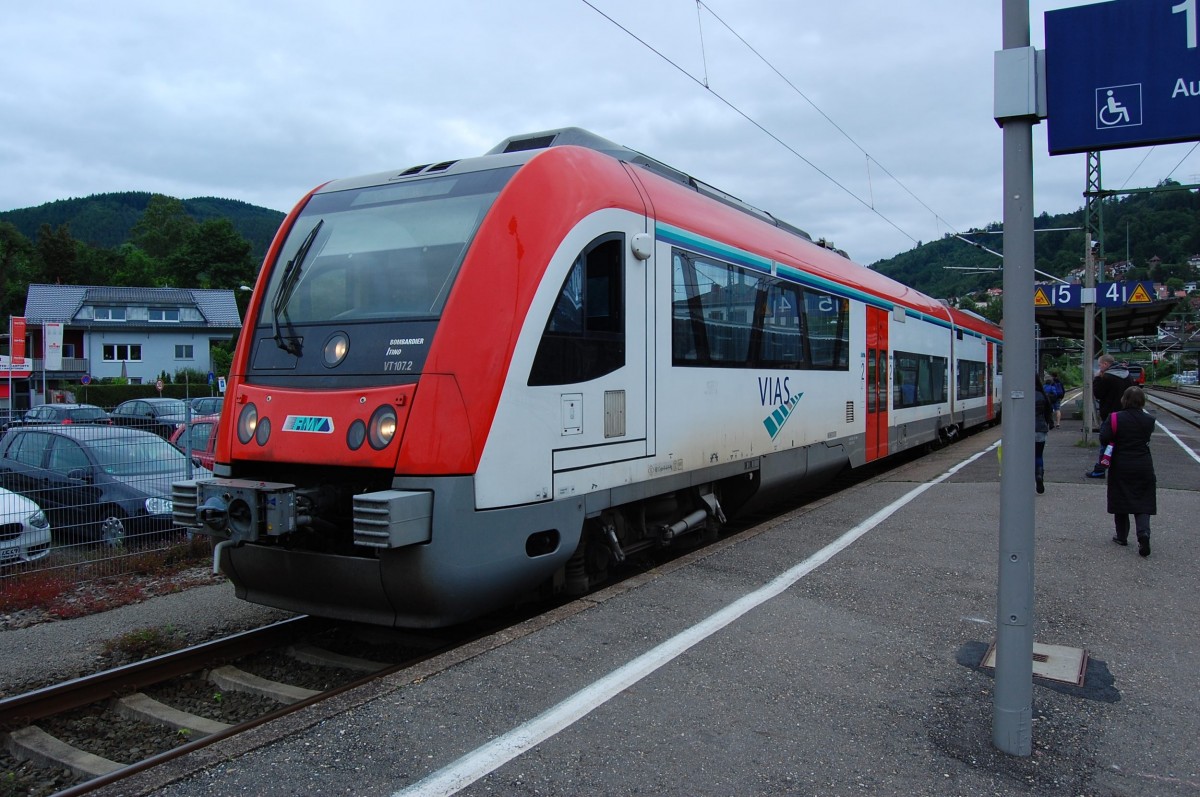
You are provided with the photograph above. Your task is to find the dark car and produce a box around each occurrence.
[169,414,220,470]
[0,425,211,545]
[109,398,190,439]
[189,396,224,416]
[1,403,111,433]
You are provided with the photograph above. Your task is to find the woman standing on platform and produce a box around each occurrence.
[1034,375,1055,494]
[1100,385,1157,557]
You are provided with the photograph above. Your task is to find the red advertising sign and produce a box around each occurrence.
[10,317,25,365]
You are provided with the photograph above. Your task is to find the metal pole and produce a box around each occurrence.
[1083,243,1096,437]
[1082,151,1102,440]
[994,0,1035,757]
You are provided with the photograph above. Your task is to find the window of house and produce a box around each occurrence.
[175,344,194,359]
[102,344,143,362]
[62,343,76,358]
[528,234,625,386]
[94,307,126,321]
[150,308,180,322]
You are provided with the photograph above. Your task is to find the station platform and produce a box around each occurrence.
[105,416,1200,797]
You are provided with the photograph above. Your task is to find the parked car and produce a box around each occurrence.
[109,398,190,439]
[0,487,51,566]
[1,403,111,433]
[0,425,211,545]
[170,414,221,470]
[189,396,224,416]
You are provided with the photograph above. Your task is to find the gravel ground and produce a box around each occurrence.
[0,577,292,697]
[1,577,294,796]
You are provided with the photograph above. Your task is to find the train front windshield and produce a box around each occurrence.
[260,167,516,326]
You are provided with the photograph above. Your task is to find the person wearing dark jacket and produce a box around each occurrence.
[1034,375,1055,494]
[1100,385,1157,557]
[1087,354,1132,477]
[1044,371,1065,427]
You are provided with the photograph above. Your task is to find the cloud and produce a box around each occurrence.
[2,0,1196,267]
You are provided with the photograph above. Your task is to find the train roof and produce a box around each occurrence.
[487,128,831,251]
[317,127,996,337]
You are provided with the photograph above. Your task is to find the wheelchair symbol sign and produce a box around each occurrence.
[1095,84,1142,130]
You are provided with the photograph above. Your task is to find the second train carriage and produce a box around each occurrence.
[173,128,1002,627]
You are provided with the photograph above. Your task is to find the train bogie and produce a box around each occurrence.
[173,128,1002,627]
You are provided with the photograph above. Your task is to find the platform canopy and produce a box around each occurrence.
[1034,300,1177,341]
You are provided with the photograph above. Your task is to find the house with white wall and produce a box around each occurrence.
[14,284,241,408]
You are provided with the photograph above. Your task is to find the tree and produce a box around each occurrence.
[0,222,34,317]
[130,194,195,265]
[980,295,1003,324]
[166,218,256,289]
[35,223,80,284]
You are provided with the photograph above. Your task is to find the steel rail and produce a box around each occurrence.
[0,615,323,729]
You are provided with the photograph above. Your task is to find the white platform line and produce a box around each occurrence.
[393,441,998,797]
[1156,420,1200,465]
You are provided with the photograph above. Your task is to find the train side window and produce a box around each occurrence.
[803,290,849,369]
[758,282,806,368]
[672,251,763,366]
[671,252,705,364]
[956,359,986,399]
[893,351,948,408]
[528,235,625,386]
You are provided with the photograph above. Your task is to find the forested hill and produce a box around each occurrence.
[3,184,1197,310]
[0,192,285,262]
[869,181,1200,301]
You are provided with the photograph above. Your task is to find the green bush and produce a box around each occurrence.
[71,382,223,407]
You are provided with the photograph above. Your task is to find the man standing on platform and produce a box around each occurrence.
[1086,353,1131,478]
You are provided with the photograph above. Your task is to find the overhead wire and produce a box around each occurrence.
[584,1,1200,262]
[696,1,953,233]
[1164,142,1200,181]
[578,0,919,247]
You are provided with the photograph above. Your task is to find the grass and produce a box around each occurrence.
[0,536,214,618]
[101,625,185,659]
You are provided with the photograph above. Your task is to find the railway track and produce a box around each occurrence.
[1147,385,1200,430]
[0,427,985,796]
[0,616,481,796]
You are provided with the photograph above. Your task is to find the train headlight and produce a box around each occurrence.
[347,419,366,450]
[237,403,258,444]
[255,416,272,446]
[323,332,349,368]
[368,405,397,450]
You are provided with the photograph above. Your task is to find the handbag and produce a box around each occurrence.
[1098,412,1117,469]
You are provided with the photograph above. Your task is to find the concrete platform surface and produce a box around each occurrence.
[97,416,1199,797]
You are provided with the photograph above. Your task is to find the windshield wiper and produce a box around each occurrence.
[272,219,324,355]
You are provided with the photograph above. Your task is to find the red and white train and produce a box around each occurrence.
[173,128,1002,627]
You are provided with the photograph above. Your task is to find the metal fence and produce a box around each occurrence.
[0,408,214,608]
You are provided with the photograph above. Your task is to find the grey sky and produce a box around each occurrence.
[3,1,1196,265]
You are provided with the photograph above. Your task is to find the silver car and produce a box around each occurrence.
[0,487,51,566]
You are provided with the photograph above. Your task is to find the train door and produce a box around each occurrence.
[986,341,996,420]
[533,223,651,478]
[865,306,889,461]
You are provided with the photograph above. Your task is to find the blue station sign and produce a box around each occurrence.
[1045,0,1200,155]
[1034,280,1155,308]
